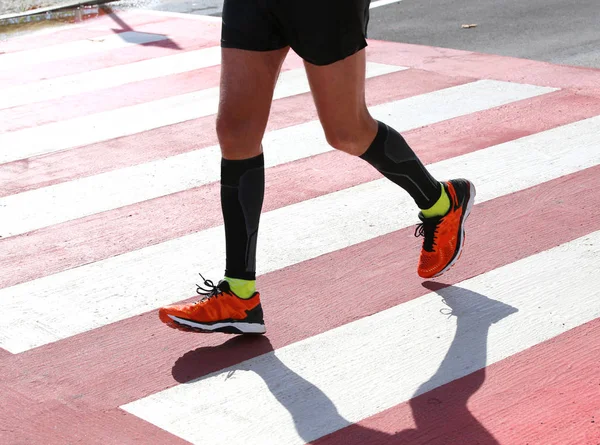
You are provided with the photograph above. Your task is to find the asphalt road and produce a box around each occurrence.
[146,0,600,68]
[1,0,598,68]
[369,0,600,69]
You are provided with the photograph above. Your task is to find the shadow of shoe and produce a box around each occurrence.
[423,281,519,325]
[172,335,275,383]
[172,335,351,443]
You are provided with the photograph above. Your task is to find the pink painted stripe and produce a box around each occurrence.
[0,11,174,52]
[1,89,598,289]
[0,347,11,361]
[0,18,221,87]
[0,385,188,445]
[0,68,469,197]
[367,40,600,92]
[2,165,599,413]
[313,318,600,445]
[0,54,306,134]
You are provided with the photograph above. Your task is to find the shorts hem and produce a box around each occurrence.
[297,40,369,66]
[221,40,288,52]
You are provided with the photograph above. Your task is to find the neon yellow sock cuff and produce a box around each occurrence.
[421,184,450,218]
[224,277,256,299]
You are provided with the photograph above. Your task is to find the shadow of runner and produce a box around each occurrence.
[325,282,518,445]
[99,5,182,49]
[172,283,518,444]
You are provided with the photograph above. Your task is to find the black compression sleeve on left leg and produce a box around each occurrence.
[221,153,265,280]
[360,121,441,209]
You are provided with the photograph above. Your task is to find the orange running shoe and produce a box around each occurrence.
[416,179,476,279]
[158,274,265,334]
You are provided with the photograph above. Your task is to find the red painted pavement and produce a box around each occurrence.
[368,39,600,93]
[1,166,599,444]
[2,13,600,444]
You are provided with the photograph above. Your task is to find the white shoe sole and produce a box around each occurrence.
[169,315,266,334]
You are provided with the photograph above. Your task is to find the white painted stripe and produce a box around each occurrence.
[0,62,404,165]
[0,80,554,238]
[370,0,403,9]
[0,31,169,70]
[122,231,600,445]
[0,115,598,353]
[0,46,222,110]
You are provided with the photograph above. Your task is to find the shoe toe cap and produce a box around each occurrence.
[158,306,174,324]
[158,304,190,324]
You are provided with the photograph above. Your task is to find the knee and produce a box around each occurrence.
[324,129,358,155]
[216,113,244,148]
[216,114,262,159]
[323,124,374,157]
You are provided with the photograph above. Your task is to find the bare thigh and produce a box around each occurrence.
[217,47,290,160]
[303,49,378,156]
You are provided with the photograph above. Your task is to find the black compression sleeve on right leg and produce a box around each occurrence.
[221,153,265,280]
[360,121,441,209]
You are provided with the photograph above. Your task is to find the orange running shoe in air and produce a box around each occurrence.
[416,179,476,278]
[159,275,265,334]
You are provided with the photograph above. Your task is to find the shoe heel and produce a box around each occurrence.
[464,181,476,219]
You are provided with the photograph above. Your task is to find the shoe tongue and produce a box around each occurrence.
[418,212,442,223]
[217,280,231,292]
[417,213,441,253]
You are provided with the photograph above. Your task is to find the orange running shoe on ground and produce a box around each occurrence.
[416,179,476,279]
[159,275,265,334]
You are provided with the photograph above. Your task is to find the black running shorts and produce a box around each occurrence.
[221,0,371,66]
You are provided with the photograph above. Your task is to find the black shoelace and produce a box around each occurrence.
[195,273,222,303]
[415,217,442,252]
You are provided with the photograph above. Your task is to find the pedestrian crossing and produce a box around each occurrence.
[1,9,599,445]
[3,115,600,352]
[124,232,600,444]
[0,80,552,237]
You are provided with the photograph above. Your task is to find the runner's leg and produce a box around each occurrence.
[304,49,475,278]
[217,47,289,295]
[158,47,288,334]
[303,49,445,210]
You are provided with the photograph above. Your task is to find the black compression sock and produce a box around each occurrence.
[360,121,442,209]
[221,153,265,280]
